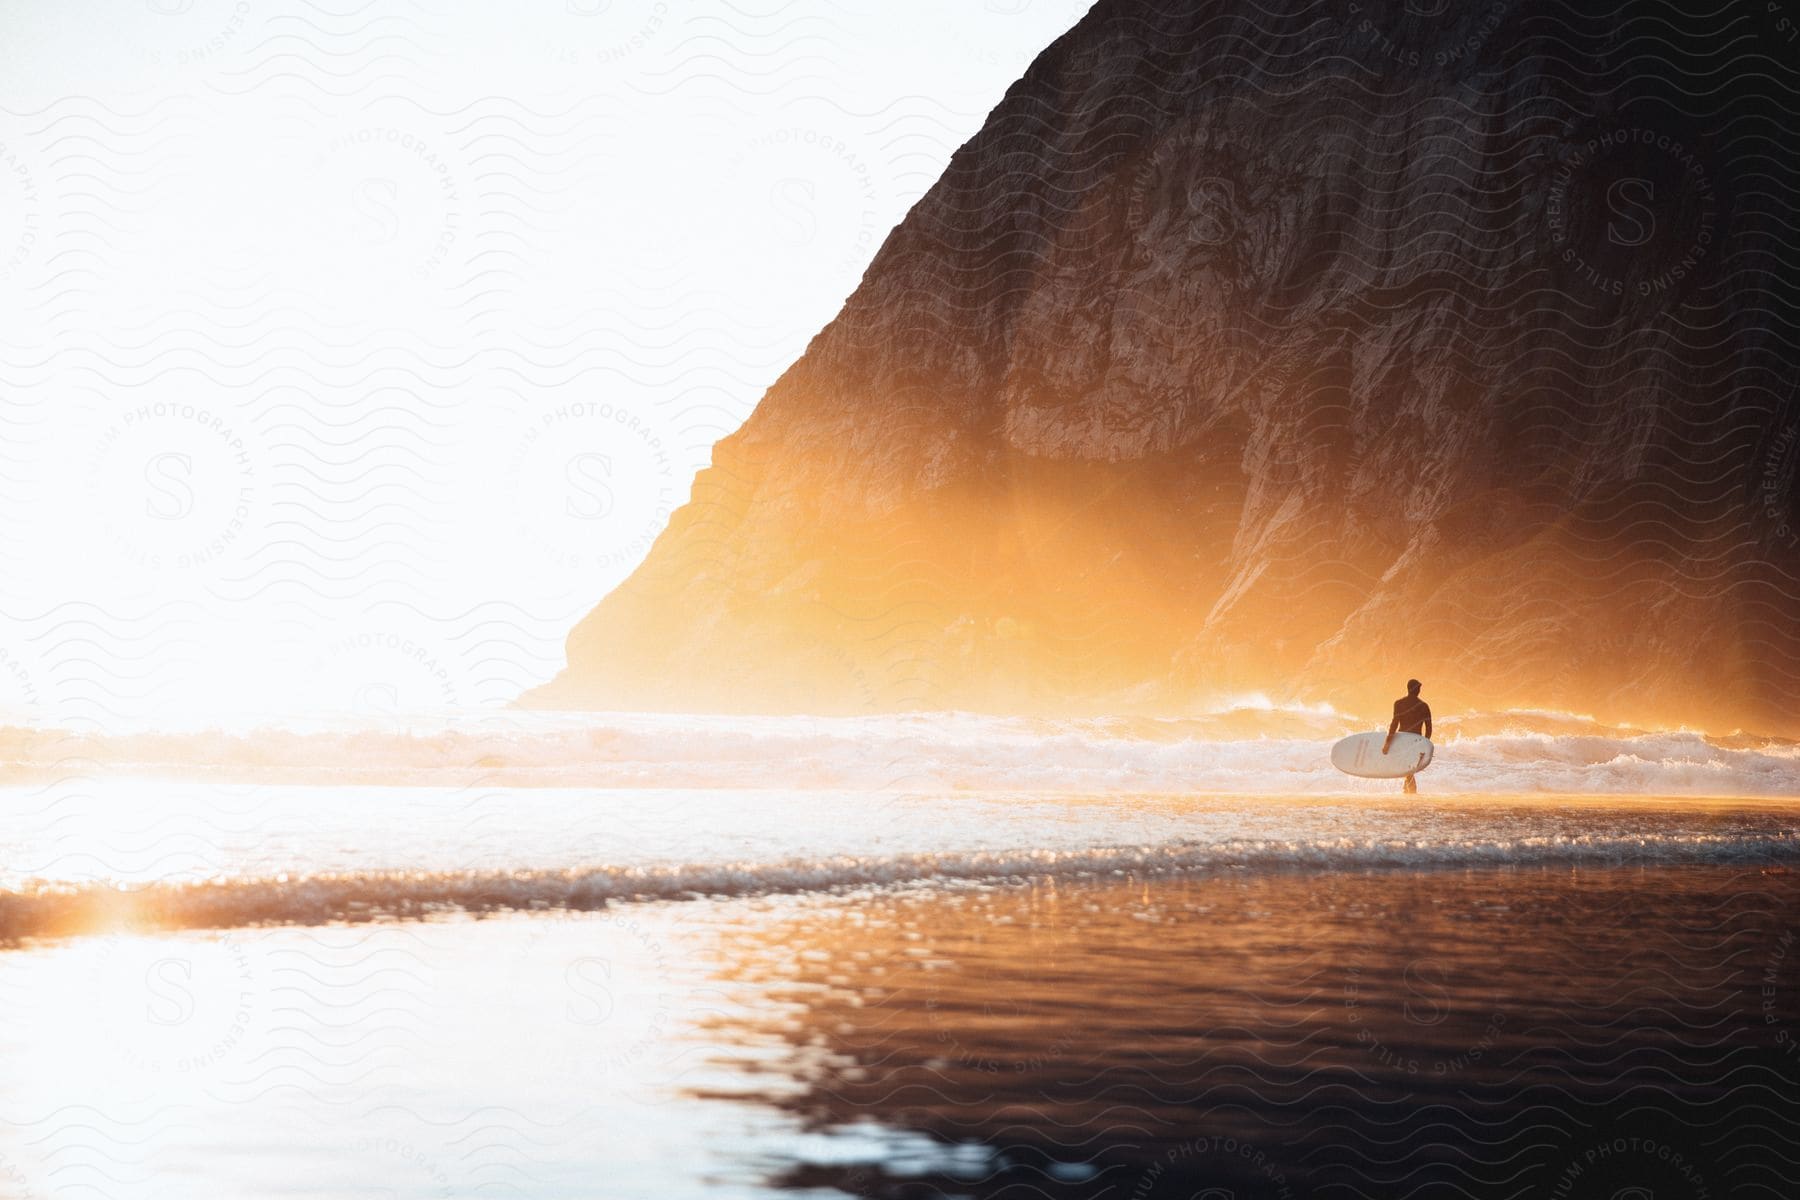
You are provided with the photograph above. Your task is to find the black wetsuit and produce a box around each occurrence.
[1392,695,1432,735]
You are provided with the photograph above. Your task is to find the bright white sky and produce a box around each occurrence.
[0,0,1091,727]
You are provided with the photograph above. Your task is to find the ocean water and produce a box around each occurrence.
[0,866,1795,1197]
[2,782,1799,941]
[5,706,1798,793]
[1,710,1797,1196]
[715,865,1800,1198]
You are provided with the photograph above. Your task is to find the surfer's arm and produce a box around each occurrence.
[1423,712,1433,739]
[1382,709,1399,753]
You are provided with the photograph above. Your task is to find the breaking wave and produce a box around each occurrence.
[4,707,1797,795]
[5,826,1798,943]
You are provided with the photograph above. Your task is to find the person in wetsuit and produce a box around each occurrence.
[1381,678,1432,794]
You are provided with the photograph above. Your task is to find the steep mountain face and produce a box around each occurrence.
[525,0,1800,733]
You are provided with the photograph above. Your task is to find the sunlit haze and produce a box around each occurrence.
[0,0,1091,727]
[3,7,1799,1198]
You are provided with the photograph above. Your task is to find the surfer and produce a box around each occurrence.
[1382,679,1432,794]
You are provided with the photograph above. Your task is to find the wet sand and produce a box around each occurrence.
[0,862,1795,1197]
[711,863,1800,1198]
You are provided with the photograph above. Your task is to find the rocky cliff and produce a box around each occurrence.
[525,0,1800,734]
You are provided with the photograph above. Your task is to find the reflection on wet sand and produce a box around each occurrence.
[702,866,1800,1198]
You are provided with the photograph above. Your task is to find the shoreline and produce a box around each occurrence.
[6,832,1798,946]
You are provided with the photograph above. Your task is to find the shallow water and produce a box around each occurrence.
[3,784,1797,939]
[2,767,1797,1196]
[0,864,1794,1197]
[708,865,1800,1198]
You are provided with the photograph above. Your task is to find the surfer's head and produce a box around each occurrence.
[1406,678,1421,696]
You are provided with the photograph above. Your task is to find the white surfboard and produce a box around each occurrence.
[1330,731,1434,779]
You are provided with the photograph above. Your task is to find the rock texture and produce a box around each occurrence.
[525,0,1800,734]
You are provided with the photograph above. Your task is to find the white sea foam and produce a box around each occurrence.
[6,706,1796,939]
[4,708,1796,795]
[4,824,1796,941]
